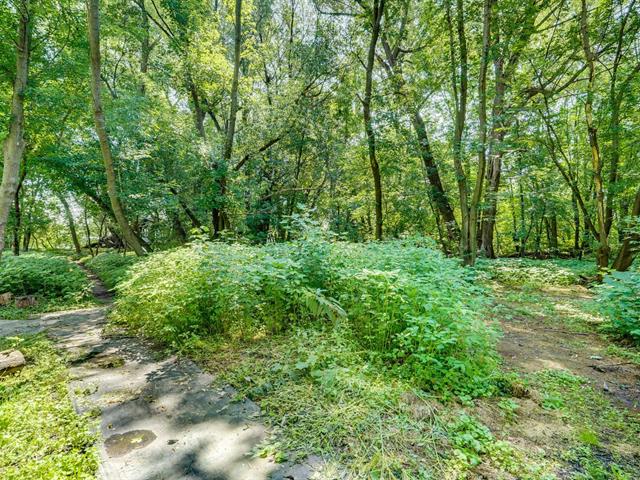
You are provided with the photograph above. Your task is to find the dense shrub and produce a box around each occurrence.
[326,242,497,393]
[476,258,596,288]
[596,271,640,342]
[0,253,90,300]
[84,252,139,290]
[114,238,497,395]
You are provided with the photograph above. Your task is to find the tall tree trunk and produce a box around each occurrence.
[83,207,95,257]
[0,0,30,258]
[212,0,242,235]
[605,0,637,236]
[546,212,558,255]
[87,0,145,256]
[479,46,505,259]
[466,0,492,266]
[446,0,469,260]
[411,112,459,247]
[59,195,82,254]
[362,0,385,240]
[12,167,27,256]
[571,192,581,255]
[580,0,609,269]
[379,31,459,249]
[138,0,150,94]
[612,187,640,271]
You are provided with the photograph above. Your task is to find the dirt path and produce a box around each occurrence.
[496,285,640,410]
[0,272,318,480]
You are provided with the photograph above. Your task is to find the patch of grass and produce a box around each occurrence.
[190,325,546,479]
[192,325,445,477]
[528,369,640,478]
[0,335,98,479]
[83,252,139,291]
[477,258,596,289]
[603,344,640,367]
[0,253,94,319]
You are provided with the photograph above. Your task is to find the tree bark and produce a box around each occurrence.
[571,193,581,255]
[378,33,459,248]
[580,0,609,269]
[411,111,459,248]
[86,0,146,256]
[0,0,30,259]
[479,46,505,259]
[466,0,493,266]
[212,0,242,235]
[612,187,640,271]
[446,0,469,260]
[12,167,27,256]
[361,0,385,240]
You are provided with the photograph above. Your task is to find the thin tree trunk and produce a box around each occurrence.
[0,0,30,258]
[605,0,637,236]
[379,32,459,248]
[362,0,385,240]
[411,112,459,247]
[580,0,609,269]
[480,46,505,259]
[12,166,27,256]
[572,192,581,255]
[138,0,150,94]
[87,0,145,256]
[212,0,242,235]
[84,207,95,257]
[612,187,640,271]
[59,195,82,254]
[467,0,493,266]
[446,0,469,260]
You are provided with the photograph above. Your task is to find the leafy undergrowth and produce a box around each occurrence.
[0,335,98,479]
[113,236,498,396]
[191,326,551,479]
[476,257,597,289]
[106,248,640,478]
[595,270,640,344]
[82,252,140,291]
[0,253,94,319]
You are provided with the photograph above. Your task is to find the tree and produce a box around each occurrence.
[0,0,30,258]
[86,0,145,256]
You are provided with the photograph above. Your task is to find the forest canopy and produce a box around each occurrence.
[0,0,638,270]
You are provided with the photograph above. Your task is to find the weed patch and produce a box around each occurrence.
[0,335,98,479]
[0,254,93,318]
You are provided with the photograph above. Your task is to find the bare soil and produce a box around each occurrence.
[497,285,640,410]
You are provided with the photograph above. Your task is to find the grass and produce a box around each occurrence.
[0,335,98,479]
[184,324,559,479]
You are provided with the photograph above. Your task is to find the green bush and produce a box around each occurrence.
[113,238,497,395]
[327,242,497,394]
[84,252,140,290]
[477,258,596,288]
[0,253,90,300]
[596,271,640,342]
